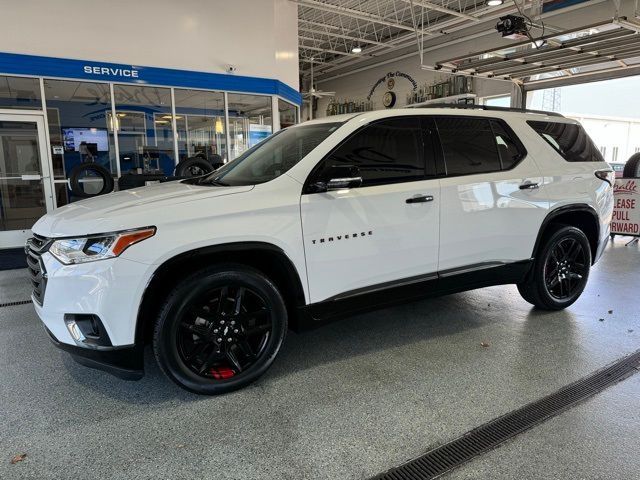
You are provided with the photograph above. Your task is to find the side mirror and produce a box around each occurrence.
[310,165,362,193]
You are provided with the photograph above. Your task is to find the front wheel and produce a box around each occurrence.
[153,264,287,394]
[518,226,591,310]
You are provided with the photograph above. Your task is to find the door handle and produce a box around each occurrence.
[519,182,539,190]
[406,194,434,204]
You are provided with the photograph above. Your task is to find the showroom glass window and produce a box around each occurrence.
[436,117,501,176]
[319,117,428,187]
[0,76,42,110]
[174,89,227,166]
[44,79,116,206]
[278,99,298,128]
[227,93,273,160]
[113,85,176,175]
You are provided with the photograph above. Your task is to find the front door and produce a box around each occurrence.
[300,116,440,303]
[0,113,53,248]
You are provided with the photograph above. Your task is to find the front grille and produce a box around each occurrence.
[25,234,52,305]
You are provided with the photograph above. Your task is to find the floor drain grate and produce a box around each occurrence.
[372,349,640,480]
[0,300,32,308]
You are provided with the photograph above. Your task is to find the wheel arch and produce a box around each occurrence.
[532,204,600,264]
[135,242,307,345]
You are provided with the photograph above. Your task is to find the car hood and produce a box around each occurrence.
[33,180,253,237]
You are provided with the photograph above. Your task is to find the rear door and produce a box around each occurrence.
[436,115,548,272]
[300,116,441,303]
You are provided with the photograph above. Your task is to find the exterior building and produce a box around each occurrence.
[565,113,640,164]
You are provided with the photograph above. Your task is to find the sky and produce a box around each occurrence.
[527,76,640,119]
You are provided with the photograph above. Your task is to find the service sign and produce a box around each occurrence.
[612,179,640,236]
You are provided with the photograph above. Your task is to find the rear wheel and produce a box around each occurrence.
[518,226,591,310]
[153,264,287,394]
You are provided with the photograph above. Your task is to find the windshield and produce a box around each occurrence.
[198,122,343,186]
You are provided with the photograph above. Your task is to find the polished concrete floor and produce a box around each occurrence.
[1,238,639,480]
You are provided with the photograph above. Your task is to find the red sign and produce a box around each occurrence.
[612,179,640,236]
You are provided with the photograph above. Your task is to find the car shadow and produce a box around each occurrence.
[61,288,565,404]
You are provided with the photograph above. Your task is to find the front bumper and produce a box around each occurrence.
[32,253,153,346]
[30,251,155,380]
[43,325,143,380]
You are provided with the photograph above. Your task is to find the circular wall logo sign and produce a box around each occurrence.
[383,91,396,108]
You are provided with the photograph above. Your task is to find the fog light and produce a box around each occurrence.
[64,314,113,348]
[65,319,86,343]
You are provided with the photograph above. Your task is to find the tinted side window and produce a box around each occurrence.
[490,120,525,169]
[320,117,426,186]
[437,117,501,175]
[527,121,604,162]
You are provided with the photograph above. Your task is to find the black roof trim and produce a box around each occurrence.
[413,104,565,117]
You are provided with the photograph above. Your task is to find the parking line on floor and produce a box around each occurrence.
[370,349,640,480]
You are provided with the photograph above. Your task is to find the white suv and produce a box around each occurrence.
[27,106,614,394]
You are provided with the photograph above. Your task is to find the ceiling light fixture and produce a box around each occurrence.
[351,46,362,53]
[486,0,504,6]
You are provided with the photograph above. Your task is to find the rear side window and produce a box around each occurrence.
[491,120,525,169]
[436,117,501,175]
[527,121,604,162]
[320,117,427,186]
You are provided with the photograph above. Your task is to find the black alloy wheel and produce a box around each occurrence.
[178,285,272,378]
[153,264,287,394]
[543,236,588,300]
[517,226,591,310]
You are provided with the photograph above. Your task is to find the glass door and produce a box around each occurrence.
[0,113,53,248]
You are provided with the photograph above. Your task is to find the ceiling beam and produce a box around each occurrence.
[300,1,515,75]
[291,0,416,32]
[396,0,480,22]
[298,19,342,31]
[299,44,367,58]
[308,0,607,80]
[524,63,640,89]
[299,27,388,46]
[300,58,330,64]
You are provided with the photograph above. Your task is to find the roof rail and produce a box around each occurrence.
[412,103,565,117]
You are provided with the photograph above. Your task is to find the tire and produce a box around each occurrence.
[69,162,114,198]
[209,153,224,169]
[517,226,591,310]
[175,157,214,177]
[623,152,640,178]
[153,264,287,394]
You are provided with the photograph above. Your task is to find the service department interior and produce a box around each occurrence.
[1,0,640,479]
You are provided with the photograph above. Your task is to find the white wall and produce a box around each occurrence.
[0,0,299,90]
[571,114,640,164]
[307,30,518,120]
[308,46,511,119]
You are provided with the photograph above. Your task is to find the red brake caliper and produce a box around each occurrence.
[210,366,235,379]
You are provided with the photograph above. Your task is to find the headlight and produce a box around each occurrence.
[49,227,156,265]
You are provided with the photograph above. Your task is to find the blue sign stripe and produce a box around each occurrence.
[0,51,302,105]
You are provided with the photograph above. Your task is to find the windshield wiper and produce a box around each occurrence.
[199,177,228,187]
